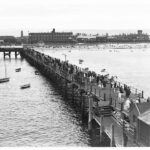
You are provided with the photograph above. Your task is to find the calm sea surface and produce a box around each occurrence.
[0,43,150,146]
[0,53,90,146]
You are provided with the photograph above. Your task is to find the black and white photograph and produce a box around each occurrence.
[0,0,150,147]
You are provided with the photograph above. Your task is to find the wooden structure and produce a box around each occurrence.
[20,47,146,147]
[0,46,23,58]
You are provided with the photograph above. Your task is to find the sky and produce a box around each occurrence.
[0,0,150,36]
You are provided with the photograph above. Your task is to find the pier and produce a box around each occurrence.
[0,46,23,58]
[20,47,146,147]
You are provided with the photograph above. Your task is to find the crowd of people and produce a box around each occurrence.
[34,49,133,97]
[27,48,139,102]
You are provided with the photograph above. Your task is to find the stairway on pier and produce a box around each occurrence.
[94,106,113,117]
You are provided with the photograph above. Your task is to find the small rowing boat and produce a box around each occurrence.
[15,68,21,72]
[35,70,39,75]
[20,84,30,89]
[0,77,10,83]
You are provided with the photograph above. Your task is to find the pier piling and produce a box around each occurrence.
[88,95,93,131]
[99,116,104,143]
[110,124,115,147]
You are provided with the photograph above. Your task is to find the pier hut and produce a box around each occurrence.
[137,110,150,146]
[127,102,150,127]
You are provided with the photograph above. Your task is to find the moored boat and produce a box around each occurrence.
[0,77,10,83]
[15,68,21,72]
[0,60,10,83]
[35,70,39,75]
[20,84,30,89]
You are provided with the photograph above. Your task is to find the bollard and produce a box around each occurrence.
[110,124,115,147]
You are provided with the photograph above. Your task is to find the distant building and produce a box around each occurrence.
[28,28,73,43]
[76,35,96,42]
[0,36,16,44]
[0,40,4,44]
[103,30,150,43]
[96,35,107,42]
[138,30,143,35]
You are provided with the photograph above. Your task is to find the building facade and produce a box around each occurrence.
[0,36,17,44]
[28,28,73,43]
[137,110,150,146]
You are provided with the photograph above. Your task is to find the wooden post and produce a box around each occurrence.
[133,127,137,144]
[65,74,68,100]
[121,102,123,111]
[81,93,85,119]
[110,124,115,147]
[3,52,5,59]
[72,84,74,104]
[104,93,106,101]
[15,51,18,58]
[142,91,144,98]
[88,96,93,131]
[9,51,11,58]
[100,115,103,143]
[122,113,128,147]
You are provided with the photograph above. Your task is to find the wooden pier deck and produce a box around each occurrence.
[0,46,23,58]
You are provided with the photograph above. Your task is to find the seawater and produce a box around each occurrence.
[0,53,90,146]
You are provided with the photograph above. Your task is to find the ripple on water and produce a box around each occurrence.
[0,55,90,146]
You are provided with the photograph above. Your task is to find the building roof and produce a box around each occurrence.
[0,36,15,40]
[138,110,150,125]
[136,102,150,114]
[126,101,150,116]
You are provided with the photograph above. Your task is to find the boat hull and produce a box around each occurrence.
[15,68,21,72]
[0,78,10,83]
[20,84,30,89]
